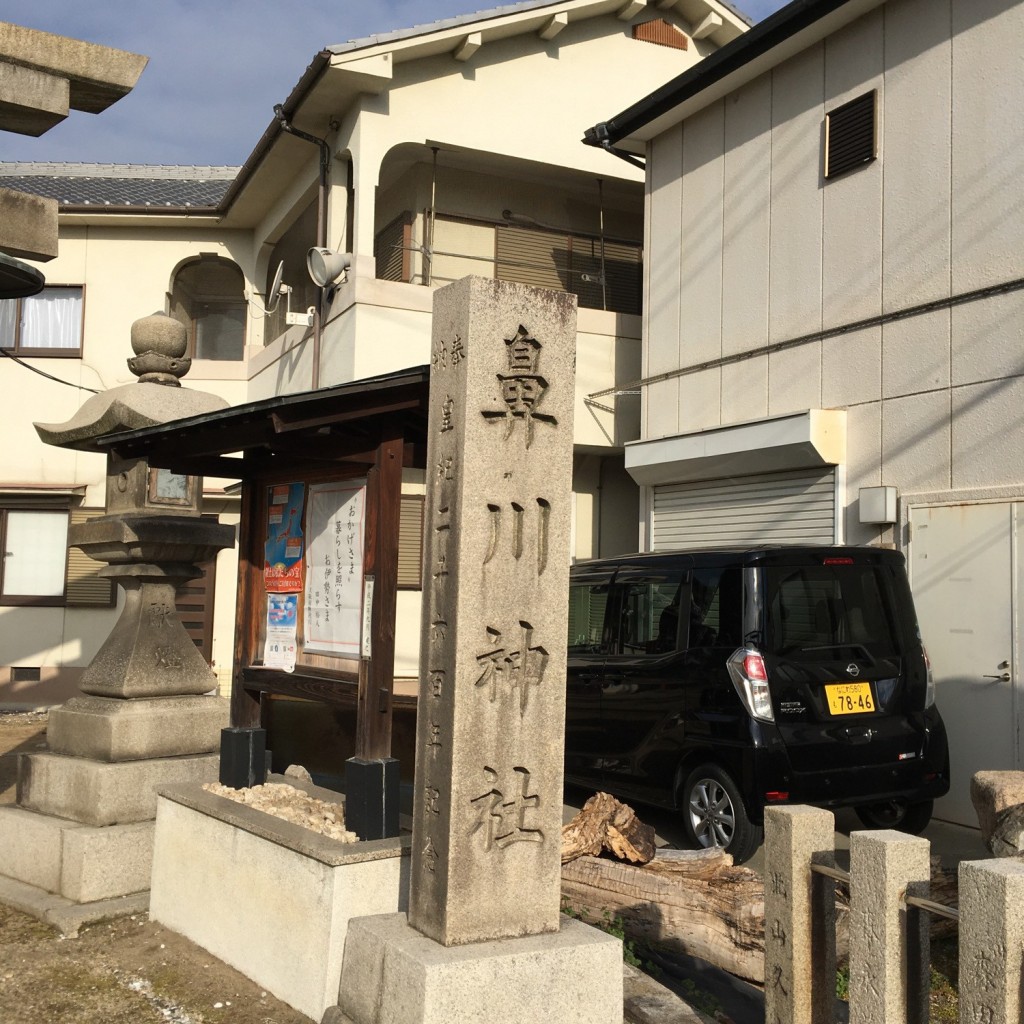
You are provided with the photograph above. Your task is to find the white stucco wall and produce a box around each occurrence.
[641,0,1024,544]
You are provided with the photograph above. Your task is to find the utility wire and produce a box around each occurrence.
[0,347,100,393]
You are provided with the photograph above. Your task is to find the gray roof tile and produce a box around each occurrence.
[0,163,238,208]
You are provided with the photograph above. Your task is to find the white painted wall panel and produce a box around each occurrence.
[951,289,1024,388]
[951,0,1024,292]
[720,355,769,425]
[822,9,883,326]
[882,390,951,492]
[768,44,825,344]
[646,126,684,383]
[881,309,951,399]
[844,401,883,546]
[722,77,772,359]
[952,377,1024,489]
[821,326,881,408]
[882,0,952,311]
[645,379,680,439]
[679,102,725,366]
[677,368,722,434]
[768,343,821,415]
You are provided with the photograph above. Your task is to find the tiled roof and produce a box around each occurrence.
[0,163,239,209]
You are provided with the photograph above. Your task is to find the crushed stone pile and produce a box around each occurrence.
[203,781,358,842]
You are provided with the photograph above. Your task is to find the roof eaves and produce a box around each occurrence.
[584,0,862,150]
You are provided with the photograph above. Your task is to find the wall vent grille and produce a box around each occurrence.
[825,90,876,179]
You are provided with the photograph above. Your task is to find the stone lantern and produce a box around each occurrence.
[0,313,236,917]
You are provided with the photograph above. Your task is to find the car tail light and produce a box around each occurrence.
[727,648,775,722]
[764,791,789,802]
[922,644,935,708]
[823,557,854,565]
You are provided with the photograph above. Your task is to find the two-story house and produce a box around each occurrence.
[584,0,1024,825]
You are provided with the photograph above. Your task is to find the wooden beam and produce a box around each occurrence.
[454,32,481,62]
[539,12,568,40]
[270,397,422,434]
[692,11,723,39]
[231,479,262,729]
[355,425,404,759]
[617,0,649,20]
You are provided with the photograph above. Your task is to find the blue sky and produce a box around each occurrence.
[1,0,789,166]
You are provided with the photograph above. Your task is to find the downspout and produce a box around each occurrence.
[584,122,646,171]
[274,104,331,390]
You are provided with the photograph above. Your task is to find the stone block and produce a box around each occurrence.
[959,858,1024,1023]
[0,62,68,137]
[849,830,931,1024]
[0,804,77,892]
[0,805,152,901]
[763,806,836,1024]
[0,187,57,261]
[970,770,1024,843]
[47,694,229,761]
[60,820,153,902]
[17,751,220,825]
[150,787,410,1022]
[0,22,147,113]
[337,913,623,1024]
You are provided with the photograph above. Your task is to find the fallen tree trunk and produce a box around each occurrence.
[561,848,767,983]
[561,849,958,984]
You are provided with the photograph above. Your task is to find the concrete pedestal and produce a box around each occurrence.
[150,782,410,1021]
[47,694,228,761]
[17,750,221,825]
[335,913,623,1024]
[0,804,153,902]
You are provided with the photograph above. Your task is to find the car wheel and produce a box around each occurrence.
[680,763,762,865]
[854,798,933,835]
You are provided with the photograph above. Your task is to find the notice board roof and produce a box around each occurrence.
[90,365,431,480]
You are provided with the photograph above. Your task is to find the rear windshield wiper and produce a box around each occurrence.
[790,643,878,665]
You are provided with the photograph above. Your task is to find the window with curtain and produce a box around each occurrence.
[0,287,84,356]
[0,509,68,604]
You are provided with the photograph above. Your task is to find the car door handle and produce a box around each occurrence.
[982,674,1011,682]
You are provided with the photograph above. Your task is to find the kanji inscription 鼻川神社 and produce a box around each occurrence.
[409,278,576,947]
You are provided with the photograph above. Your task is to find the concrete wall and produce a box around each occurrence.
[642,0,1024,545]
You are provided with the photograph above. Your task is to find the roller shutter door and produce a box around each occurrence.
[651,467,836,550]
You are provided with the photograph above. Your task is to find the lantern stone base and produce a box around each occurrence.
[17,750,221,826]
[333,912,623,1024]
[0,804,153,903]
[47,694,228,762]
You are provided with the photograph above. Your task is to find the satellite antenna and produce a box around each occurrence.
[265,261,285,312]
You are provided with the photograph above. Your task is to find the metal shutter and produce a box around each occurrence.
[651,467,836,550]
[398,494,424,589]
[66,508,115,607]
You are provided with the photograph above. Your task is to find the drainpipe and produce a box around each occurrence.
[274,104,331,390]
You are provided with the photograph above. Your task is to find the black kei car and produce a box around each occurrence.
[564,546,950,864]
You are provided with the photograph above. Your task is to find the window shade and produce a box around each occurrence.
[66,508,115,607]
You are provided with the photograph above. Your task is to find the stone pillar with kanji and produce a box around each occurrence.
[336,277,622,1024]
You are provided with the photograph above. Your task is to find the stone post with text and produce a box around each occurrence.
[410,276,575,944]
[336,277,622,1024]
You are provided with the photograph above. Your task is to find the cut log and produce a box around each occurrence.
[561,848,766,982]
[561,849,960,984]
[562,791,657,865]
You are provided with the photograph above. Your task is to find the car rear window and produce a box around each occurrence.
[762,564,901,659]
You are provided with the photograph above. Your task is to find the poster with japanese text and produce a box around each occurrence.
[264,482,306,593]
[303,481,366,656]
[264,593,298,672]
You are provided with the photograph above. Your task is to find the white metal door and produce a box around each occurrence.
[910,503,1018,826]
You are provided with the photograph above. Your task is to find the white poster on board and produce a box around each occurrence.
[303,480,366,656]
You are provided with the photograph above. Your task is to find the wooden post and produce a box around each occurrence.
[354,426,404,760]
[231,478,262,729]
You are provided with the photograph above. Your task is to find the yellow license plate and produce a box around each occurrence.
[825,682,875,716]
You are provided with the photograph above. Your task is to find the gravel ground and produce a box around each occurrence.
[0,712,314,1024]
